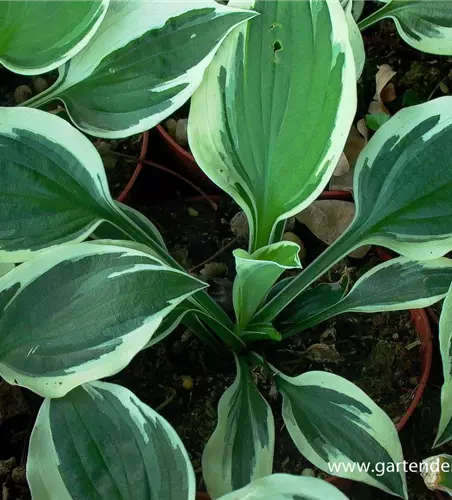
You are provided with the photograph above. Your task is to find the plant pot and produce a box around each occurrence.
[155,124,216,191]
[116,130,150,203]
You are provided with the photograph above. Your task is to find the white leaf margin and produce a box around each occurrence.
[0,0,110,75]
[217,473,350,500]
[276,370,408,499]
[0,242,206,398]
[27,381,196,500]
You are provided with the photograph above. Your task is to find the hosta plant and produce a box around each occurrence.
[3,1,452,499]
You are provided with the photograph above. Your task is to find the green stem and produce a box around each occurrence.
[358,2,393,31]
[252,230,362,324]
[109,205,237,337]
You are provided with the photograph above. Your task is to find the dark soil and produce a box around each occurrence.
[92,135,144,199]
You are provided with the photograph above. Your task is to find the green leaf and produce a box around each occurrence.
[0,0,109,75]
[27,381,195,500]
[343,97,452,260]
[275,369,407,498]
[0,263,14,279]
[0,107,166,262]
[25,1,257,138]
[252,96,452,324]
[435,283,452,446]
[240,323,282,343]
[280,257,452,336]
[217,473,351,500]
[94,202,167,251]
[359,1,452,55]
[365,112,390,131]
[341,0,365,22]
[344,0,366,79]
[189,0,356,250]
[0,242,206,398]
[277,281,345,327]
[203,355,274,498]
[233,242,301,329]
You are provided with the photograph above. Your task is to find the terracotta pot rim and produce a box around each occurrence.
[116,130,149,203]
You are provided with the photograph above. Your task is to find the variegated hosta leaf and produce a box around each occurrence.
[25,1,257,139]
[189,0,356,250]
[0,243,206,398]
[0,0,109,75]
[276,281,345,328]
[27,381,195,500]
[279,257,452,335]
[233,242,301,329]
[0,263,14,279]
[93,202,167,251]
[435,283,452,446]
[339,97,452,260]
[203,355,274,498]
[345,0,365,79]
[217,474,350,500]
[0,107,165,263]
[359,1,452,55]
[341,0,365,21]
[275,370,407,498]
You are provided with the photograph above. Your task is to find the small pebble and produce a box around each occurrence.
[392,333,399,340]
[13,85,32,104]
[187,207,199,217]
[181,375,194,391]
[165,118,177,138]
[32,76,48,94]
[175,118,189,147]
[301,468,316,477]
[11,466,26,484]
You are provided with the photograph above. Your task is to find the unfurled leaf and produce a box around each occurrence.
[0,243,206,398]
[280,257,452,336]
[25,1,256,138]
[217,473,350,500]
[435,283,452,446]
[0,1,109,75]
[27,381,195,500]
[360,1,452,55]
[0,107,165,262]
[233,242,301,329]
[203,356,274,498]
[341,97,452,260]
[275,370,407,498]
[277,282,345,329]
[189,0,356,250]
